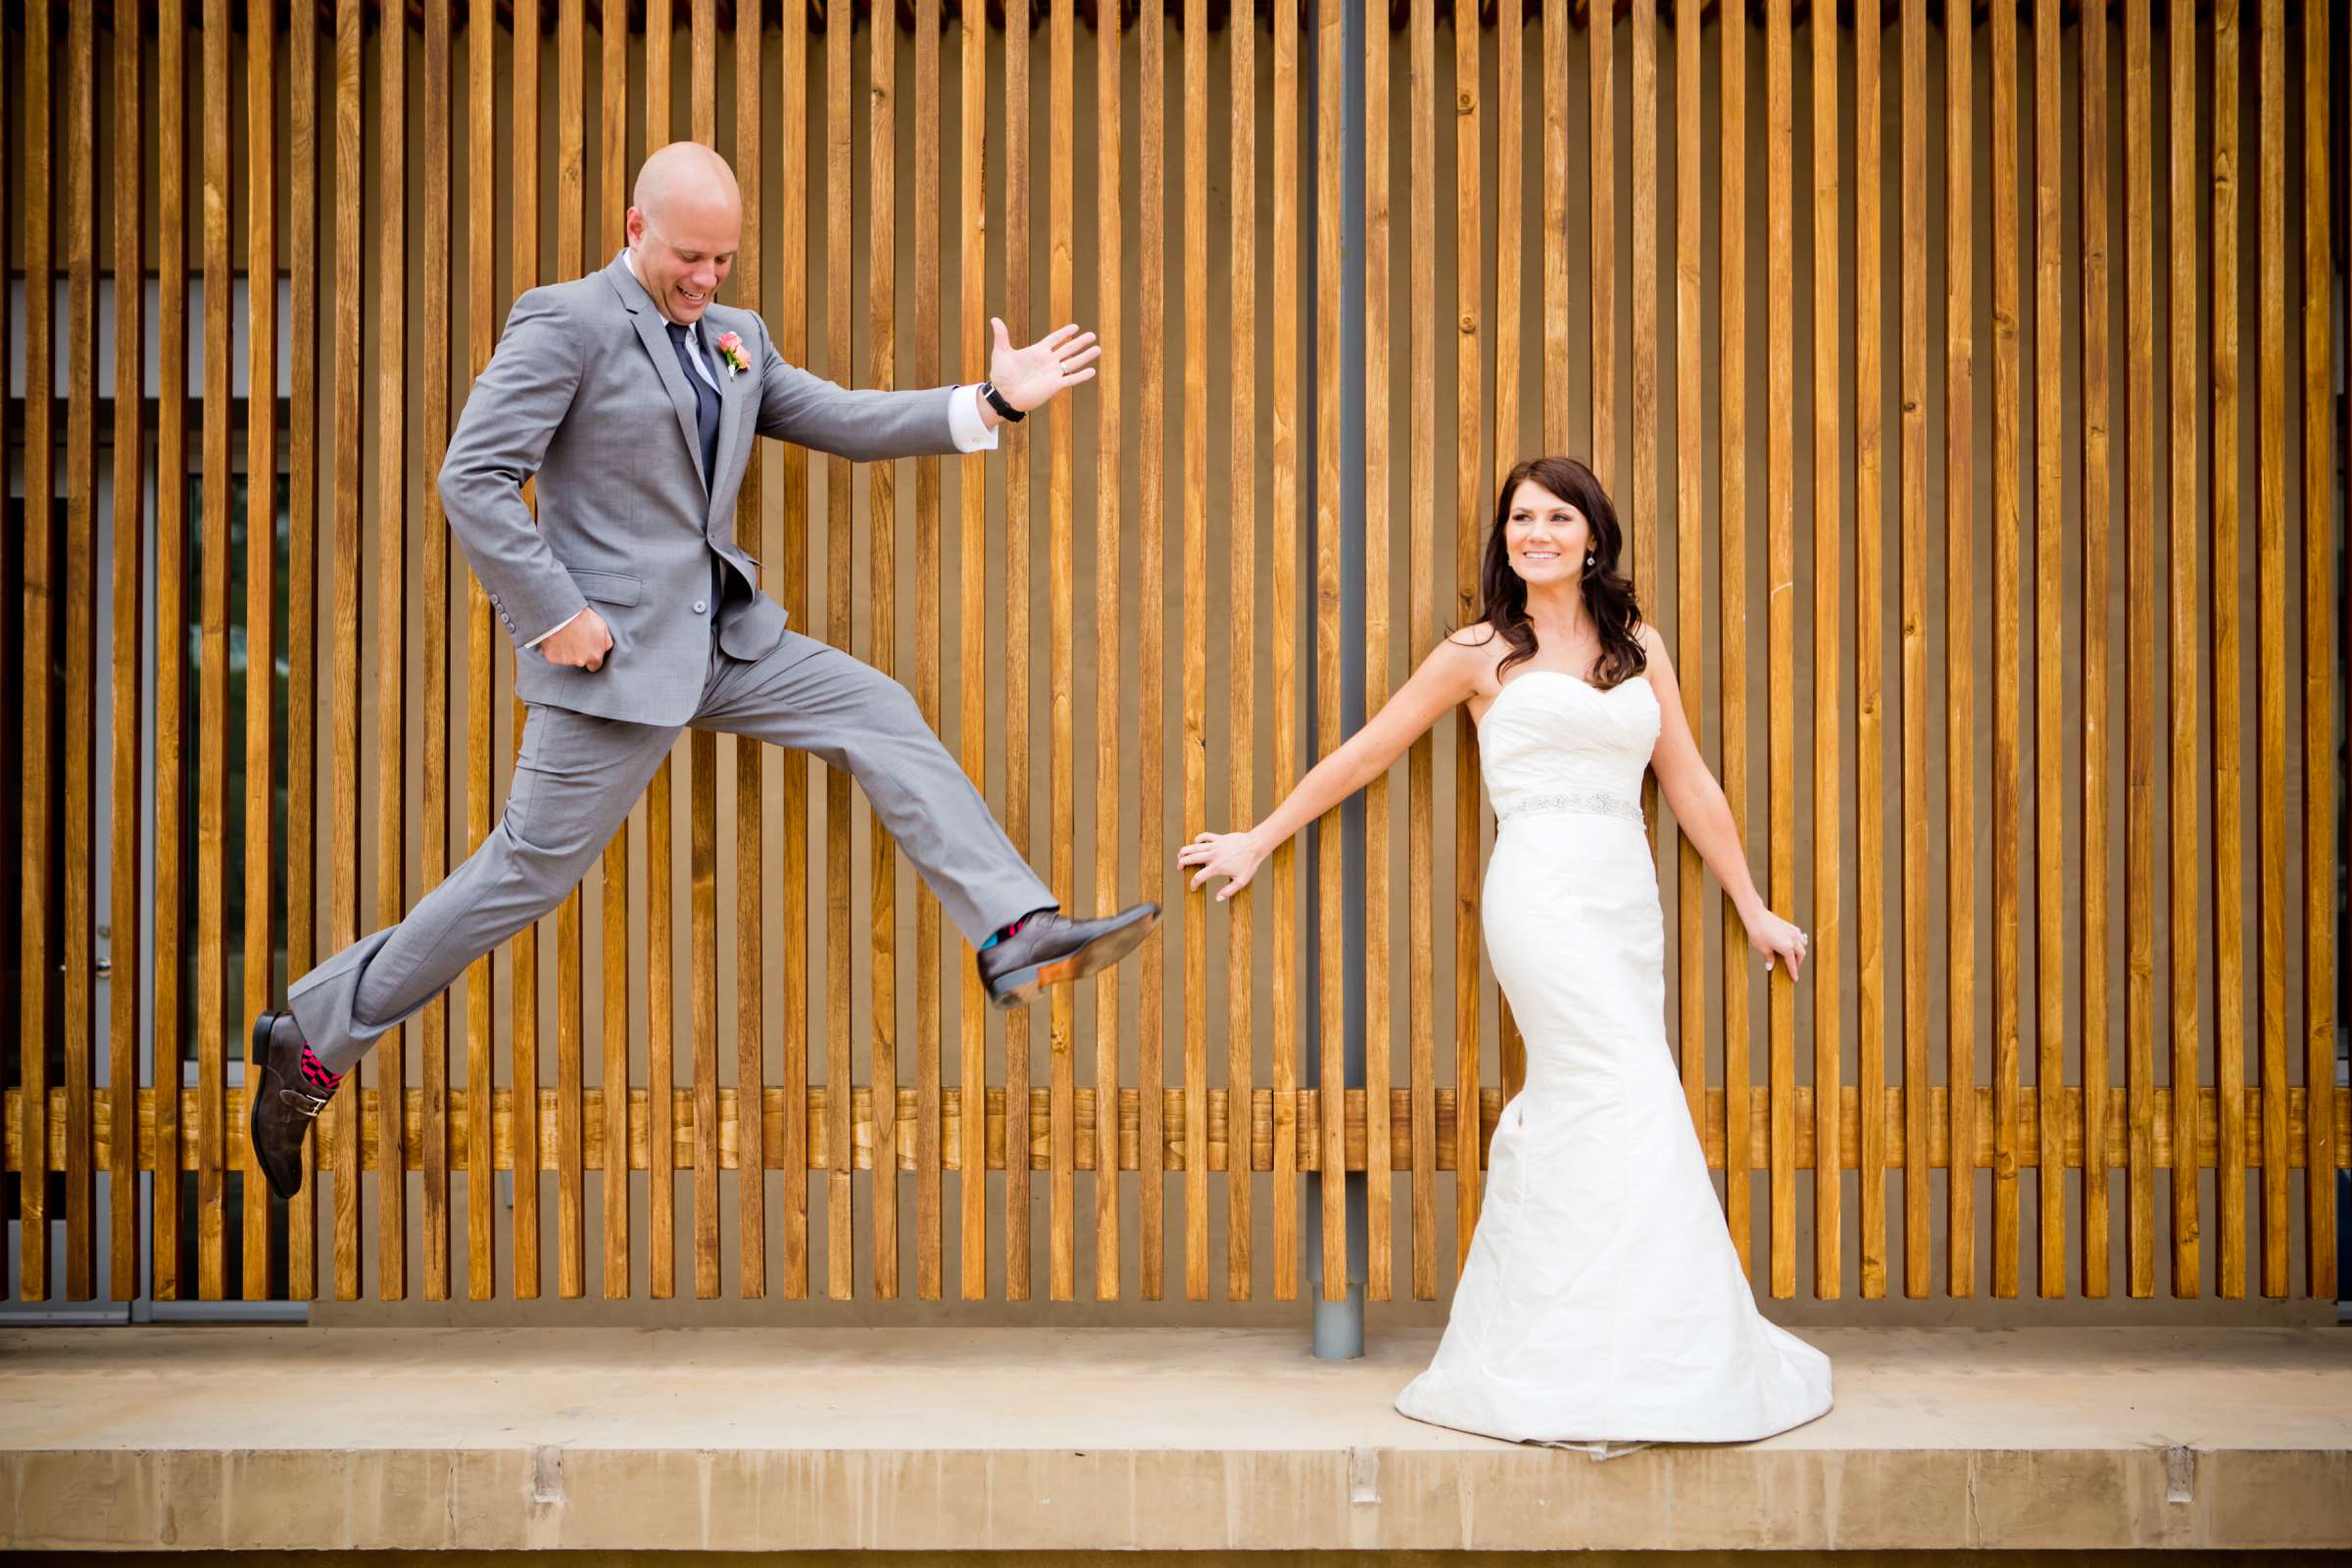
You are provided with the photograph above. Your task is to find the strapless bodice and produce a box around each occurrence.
[1477,669,1660,827]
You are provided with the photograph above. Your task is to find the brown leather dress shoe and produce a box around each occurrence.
[248,1010,331,1200]
[976,904,1162,1009]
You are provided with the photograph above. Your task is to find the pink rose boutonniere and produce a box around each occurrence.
[714,330,750,378]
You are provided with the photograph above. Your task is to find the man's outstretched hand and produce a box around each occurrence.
[538,606,613,672]
[987,318,1102,417]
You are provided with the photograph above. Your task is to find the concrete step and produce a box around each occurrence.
[2,1326,2345,1550]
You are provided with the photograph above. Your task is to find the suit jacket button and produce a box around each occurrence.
[692,599,708,614]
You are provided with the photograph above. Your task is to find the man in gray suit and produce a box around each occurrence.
[248,142,1157,1200]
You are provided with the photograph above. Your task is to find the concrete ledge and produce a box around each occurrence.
[2,1328,2346,1550]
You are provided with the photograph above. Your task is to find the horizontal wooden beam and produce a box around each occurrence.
[11,1083,2349,1177]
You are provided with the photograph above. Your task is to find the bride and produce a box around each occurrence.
[1179,456,1833,1449]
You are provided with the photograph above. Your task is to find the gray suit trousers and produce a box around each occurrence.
[288,630,1055,1074]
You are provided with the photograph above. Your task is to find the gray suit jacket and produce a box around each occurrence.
[439,248,965,725]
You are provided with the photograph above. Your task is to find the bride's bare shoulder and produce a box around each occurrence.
[1445,621,1507,659]
[1432,623,1509,704]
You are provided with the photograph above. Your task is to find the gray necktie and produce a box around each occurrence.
[666,319,720,489]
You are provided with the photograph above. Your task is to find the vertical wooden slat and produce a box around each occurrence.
[2209,0,2246,1302]
[554,0,586,1303]
[780,0,812,1303]
[1002,0,1036,1305]
[1943,0,1976,1301]
[418,0,454,1304]
[1488,3,1519,1115]
[233,0,272,1303]
[2033,0,2066,1300]
[1989,0,2023,1300]
[154,0,189,1302]
[508,0,544,1304]
[1805,0,1841,1301]
[1362,0,1398,1309]
[1720,0,1752,1277]
[1269,0,1301,1304]
[1899,0,1930,1299]
[281,0,322,1296]
[689,0,720,1301]
[2122,0,2155,1301]
[2165,0,2200,1299]
[1184,0,1211,1303]
[825,0,858,1301]
[648,0,673,146]
[1541,0,1566,447]
[735,0,767,1306]
[1852,0,1887,1301]
[603,0,626,251]
[915,0,946,1304]
[692,0,715,133]
[868,0,903,1299]
[1436,0,1473,1289]
[2081,0,2114,1300]
[1673,0,1707,1169]
[1046,0,1077,1305]
[957,0,990,1301]
[601,803,631,1302]
[642,11,676,1306]
[1098,0,1126,1303]
[198,0,227,1302]
[1420,0,1477,1316]
[1763,0,1794,1300]
[465,0,498,1304]
[1313,0,1346,1301]
[690,699,718,1301]
[1138,0,1176,1306]
[2296,0,2336,1299]
[375,0,412,1303]
[598,0,633,1306]
[63,0,98,1303]
[111,0,149,1304]
[1450,0,1483,1274]
[1588,0,1612,482]
[1224,0,1256,1308]
[331,0,365,1302]
[2255,0,2289,1301]
[20,0,52,1304]
[1630,0,1656,692]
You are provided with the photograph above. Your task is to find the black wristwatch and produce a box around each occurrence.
[980,379,1026,422]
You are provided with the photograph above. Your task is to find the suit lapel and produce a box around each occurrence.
[707,323,752,525]
[607,251,710,490]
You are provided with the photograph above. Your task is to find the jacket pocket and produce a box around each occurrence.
[566,568,643,607]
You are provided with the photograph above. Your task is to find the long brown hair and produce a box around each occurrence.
[1470,456,1647,689]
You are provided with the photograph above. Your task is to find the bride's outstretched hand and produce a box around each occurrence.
[1747,908,1808,980]
[1178,829,1268,902]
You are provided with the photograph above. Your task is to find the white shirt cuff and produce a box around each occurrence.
[949,384,1002,453]
[524,606,587,649]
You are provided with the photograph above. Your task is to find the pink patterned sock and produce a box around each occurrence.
[297,1043,343,1095]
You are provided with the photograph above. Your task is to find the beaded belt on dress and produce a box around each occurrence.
[1495,787,1644,826]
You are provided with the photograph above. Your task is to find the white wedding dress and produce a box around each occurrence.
[1394,669,1834,1451]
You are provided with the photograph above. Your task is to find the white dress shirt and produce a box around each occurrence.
[530,249,1001,649]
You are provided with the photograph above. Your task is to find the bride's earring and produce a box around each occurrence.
[1584,551,1595,569]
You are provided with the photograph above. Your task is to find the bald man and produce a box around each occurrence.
[248,142,1157,1200]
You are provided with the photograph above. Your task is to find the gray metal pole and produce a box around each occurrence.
[1303,0,1369,1361]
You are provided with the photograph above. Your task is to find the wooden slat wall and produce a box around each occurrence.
[12,1,2349,1313]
